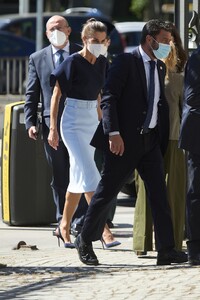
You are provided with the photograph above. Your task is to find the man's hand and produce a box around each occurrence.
[28,126,38,140]
[48,128,59,150]
[109,134,124,156]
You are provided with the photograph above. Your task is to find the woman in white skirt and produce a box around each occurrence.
[48,18,120,248]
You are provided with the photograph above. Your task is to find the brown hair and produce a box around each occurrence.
[141,19,172,45]
[81,18,107,39]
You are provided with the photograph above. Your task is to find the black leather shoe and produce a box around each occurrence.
[74,234,99,266]
[157,249,188,265]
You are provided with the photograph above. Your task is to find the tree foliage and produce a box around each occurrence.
[130,0,148,19]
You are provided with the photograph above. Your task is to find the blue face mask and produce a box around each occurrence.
[151,37,171,60]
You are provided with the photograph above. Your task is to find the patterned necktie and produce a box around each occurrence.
[142,60,156,133]
[57,49,64,64]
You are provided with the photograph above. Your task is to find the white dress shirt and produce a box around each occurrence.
[139,45,160,128]
[109,47,161,136]
[51,42,70,67]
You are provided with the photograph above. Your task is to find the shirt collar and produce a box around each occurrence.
[139,45,157,64]
[51,41,70,55]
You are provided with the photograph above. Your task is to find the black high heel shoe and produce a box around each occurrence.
[53,227,75,249]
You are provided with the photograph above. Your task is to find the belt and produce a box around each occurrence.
[140,127,156,135]
[65,98,97,108]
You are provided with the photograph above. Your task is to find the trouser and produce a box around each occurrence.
[43,122,69,223]
[81,130,175,252]
[187,152,200,241]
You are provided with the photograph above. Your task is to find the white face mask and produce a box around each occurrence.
[87,43,107,58]
[150,37,171,60]
[48,29,67,47]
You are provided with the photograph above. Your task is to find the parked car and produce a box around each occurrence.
[114,21,146,53]
[0,12,124,56]
[0,30,35,94]
[0,30,35,57]
[64,7,111,20]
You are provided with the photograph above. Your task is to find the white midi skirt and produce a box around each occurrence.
[60,98,101,193]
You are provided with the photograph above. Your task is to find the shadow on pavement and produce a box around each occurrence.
[0,261,193,300]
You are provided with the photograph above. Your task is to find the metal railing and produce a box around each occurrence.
[0,57,29,95]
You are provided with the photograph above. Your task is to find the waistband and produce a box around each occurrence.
[65,98,97,108]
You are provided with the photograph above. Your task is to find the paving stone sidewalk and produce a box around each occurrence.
[0,201,200,300]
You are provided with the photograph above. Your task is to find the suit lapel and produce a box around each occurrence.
[133,48,166,101]
[45,45,55,71]
[157,60,165,98]
[132,48,148,100]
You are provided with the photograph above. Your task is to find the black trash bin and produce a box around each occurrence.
[1,101,56,225]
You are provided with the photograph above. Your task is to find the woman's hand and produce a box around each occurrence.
[109,134,124,156]
[49,81,61,150]
[48,128,59,150]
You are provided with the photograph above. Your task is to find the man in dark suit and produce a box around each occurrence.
[74,19,188,266]
[24,15,87,227]
[179,46,200,265]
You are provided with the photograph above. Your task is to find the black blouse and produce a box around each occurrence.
[50,52,107,100]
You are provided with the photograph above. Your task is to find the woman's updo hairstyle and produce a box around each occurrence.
[81,18,107,39]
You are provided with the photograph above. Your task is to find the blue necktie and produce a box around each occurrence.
[142,60,156,133]
[57,49,64,64]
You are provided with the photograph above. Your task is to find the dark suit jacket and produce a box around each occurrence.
[24,42,81,130]
[91,47,169,156]
[179,46,200,154]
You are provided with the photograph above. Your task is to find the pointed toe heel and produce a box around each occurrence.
[101,239,121,249]
[64,242,75,249]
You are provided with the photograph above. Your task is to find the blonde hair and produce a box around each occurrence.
[81,18,107,39]
[163,41,177,79]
